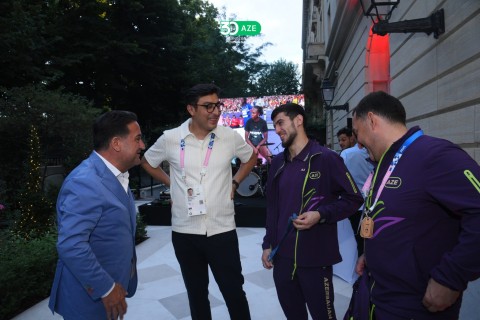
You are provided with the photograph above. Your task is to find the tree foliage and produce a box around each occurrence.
[0,0,270,129]
[0,1,300,207]
[0,0,297,123]
[0,85,99,207]
[0,1,57,86]
[253,59,301,96]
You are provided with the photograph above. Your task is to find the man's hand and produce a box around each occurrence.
[422,278,460,312]
[292,211,320,230]
[261,248,274,269]
[102,283,128,320]
[231,182,238,200]
[355,254,366,276]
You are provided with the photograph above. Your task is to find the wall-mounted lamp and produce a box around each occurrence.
[320,79,349,112]
[359,0,445,39]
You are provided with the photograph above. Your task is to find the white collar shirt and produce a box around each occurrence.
[95,151,130,193]
[340,144,374,211]
[143,118,253,236]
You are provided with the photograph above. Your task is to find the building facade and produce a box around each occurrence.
[302,0,480,163]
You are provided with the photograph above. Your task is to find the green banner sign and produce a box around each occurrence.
[219,21,262,36]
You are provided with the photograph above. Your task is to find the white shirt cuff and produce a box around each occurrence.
[102,283,115,298]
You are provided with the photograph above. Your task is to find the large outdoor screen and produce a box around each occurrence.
[219,94,304,129]
[219,94,304,157]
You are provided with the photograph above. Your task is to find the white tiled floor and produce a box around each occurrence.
[12,206,480,320]
[13,225,354,320]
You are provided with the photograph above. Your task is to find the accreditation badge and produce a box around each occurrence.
[360,216,374,238]
[186,184,207,216]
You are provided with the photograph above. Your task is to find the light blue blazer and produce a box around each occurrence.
[49,152,138,319]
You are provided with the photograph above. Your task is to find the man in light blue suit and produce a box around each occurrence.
[49,110,145,319]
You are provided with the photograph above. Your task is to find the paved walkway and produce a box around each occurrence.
[12,200,480,319]
[12,225,353,320]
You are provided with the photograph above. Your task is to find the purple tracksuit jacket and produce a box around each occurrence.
[365,126,480,319]
[262,140,364,267]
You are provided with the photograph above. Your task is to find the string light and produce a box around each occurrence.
[13,125,53,240]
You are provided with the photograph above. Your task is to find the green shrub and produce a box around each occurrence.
[0,229,58,319]
[136,212,148,244]
[0,213,148,319]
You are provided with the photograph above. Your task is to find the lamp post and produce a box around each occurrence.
[360,0,399,21]
[359,0,445,39]
[320,79,349,112]
[320,79,349,148]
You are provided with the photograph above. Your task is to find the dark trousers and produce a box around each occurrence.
[273,256,337,320]
[172,230,251,320]
[349,210,364,256]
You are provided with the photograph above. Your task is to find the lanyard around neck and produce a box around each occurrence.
[365,130,423,214]
[180,132,216,184]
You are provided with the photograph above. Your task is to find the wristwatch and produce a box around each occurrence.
[232,179,240,188]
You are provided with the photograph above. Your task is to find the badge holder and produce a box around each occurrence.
[360,211,374,239]
[186,185,207,217]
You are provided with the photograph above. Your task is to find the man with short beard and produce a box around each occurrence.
[261,103,363,320]
[337,127,356,152]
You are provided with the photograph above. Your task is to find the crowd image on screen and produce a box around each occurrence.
[218,94,304,128]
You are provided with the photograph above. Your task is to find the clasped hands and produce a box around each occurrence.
[292,211,320,230]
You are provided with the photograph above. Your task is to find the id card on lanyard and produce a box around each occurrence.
[360,130,423,238]
[180,133,215,217]
[187,185,207,216]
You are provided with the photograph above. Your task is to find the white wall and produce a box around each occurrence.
[322,0,480,162]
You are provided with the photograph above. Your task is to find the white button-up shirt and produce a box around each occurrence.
[144,119,253,236]
[95,151,129,193]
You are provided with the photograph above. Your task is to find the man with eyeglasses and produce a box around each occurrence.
[141,83,256,320]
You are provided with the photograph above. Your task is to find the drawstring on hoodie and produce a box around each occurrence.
[292,157,315,279]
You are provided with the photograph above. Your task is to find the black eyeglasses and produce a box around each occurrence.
[195,101,224,113]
